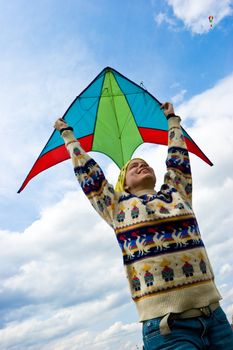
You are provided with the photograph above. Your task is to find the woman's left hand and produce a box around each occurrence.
[54,118,69,131]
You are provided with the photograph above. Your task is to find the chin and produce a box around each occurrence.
[141,173,155,181]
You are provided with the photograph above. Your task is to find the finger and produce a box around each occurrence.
[164,102,169,109]
[54,119,62,128]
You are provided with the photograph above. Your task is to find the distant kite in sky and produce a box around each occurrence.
[18,67,213,193]
[209,16,214,28]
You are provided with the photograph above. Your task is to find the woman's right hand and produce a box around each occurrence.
[160,102,174,117]
[54,118,69,131]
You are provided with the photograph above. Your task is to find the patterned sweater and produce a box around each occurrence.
[61,116,221,321]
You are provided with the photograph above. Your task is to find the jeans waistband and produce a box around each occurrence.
[159,302,220,336]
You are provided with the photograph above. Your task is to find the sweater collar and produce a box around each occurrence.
[134,189,157,197]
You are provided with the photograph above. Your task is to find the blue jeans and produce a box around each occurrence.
[142,307,233,349]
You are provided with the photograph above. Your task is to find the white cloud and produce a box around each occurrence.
[93,322,141,350]
[157,0,233,34]
[220,263,232,275]
[176,73,233,180]
[0,190,138,349]
[32,321,142,350]
[0,295,135,350]
[171,89,187,104]
[154,11,178,30]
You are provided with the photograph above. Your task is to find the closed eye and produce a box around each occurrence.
[128,163,138,170]
[128,161,148,170]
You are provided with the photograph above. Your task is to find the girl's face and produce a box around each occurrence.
[124,159,156,192]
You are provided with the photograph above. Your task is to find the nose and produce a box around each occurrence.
[138,163,149,172]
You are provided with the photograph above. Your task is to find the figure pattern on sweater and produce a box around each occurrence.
[117,217,204,264]
[62,116,221,321]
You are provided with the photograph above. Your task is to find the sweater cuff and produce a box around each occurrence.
[60,128,77,145]
[166,113,180,120]
[60,126,74,135]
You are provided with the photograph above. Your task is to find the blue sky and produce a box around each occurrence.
[0,1,233,349]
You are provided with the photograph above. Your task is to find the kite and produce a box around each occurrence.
[18,66,213,193]
[208,16,214,28]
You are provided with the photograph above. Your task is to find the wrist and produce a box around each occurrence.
[166,113,181,122]
[166,113,177,120]
[60,126,74,135]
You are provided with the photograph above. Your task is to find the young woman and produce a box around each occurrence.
[54,102,233,349]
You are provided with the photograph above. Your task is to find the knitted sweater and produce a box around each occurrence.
[61,116,221,321]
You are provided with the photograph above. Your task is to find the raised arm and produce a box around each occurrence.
[160,103,192,207]
[54,119,117,228]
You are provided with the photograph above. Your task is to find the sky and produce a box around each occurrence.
[0,0,233,349]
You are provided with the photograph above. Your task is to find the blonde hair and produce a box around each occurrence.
[115,158,143,192]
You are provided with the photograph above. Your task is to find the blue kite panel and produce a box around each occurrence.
[114,72,168,131]
[41,73,104,156]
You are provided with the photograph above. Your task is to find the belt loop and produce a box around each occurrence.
[200,306,212,317]
[159,313,171,335]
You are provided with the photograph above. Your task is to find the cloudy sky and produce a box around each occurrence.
[0,0,233,349]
